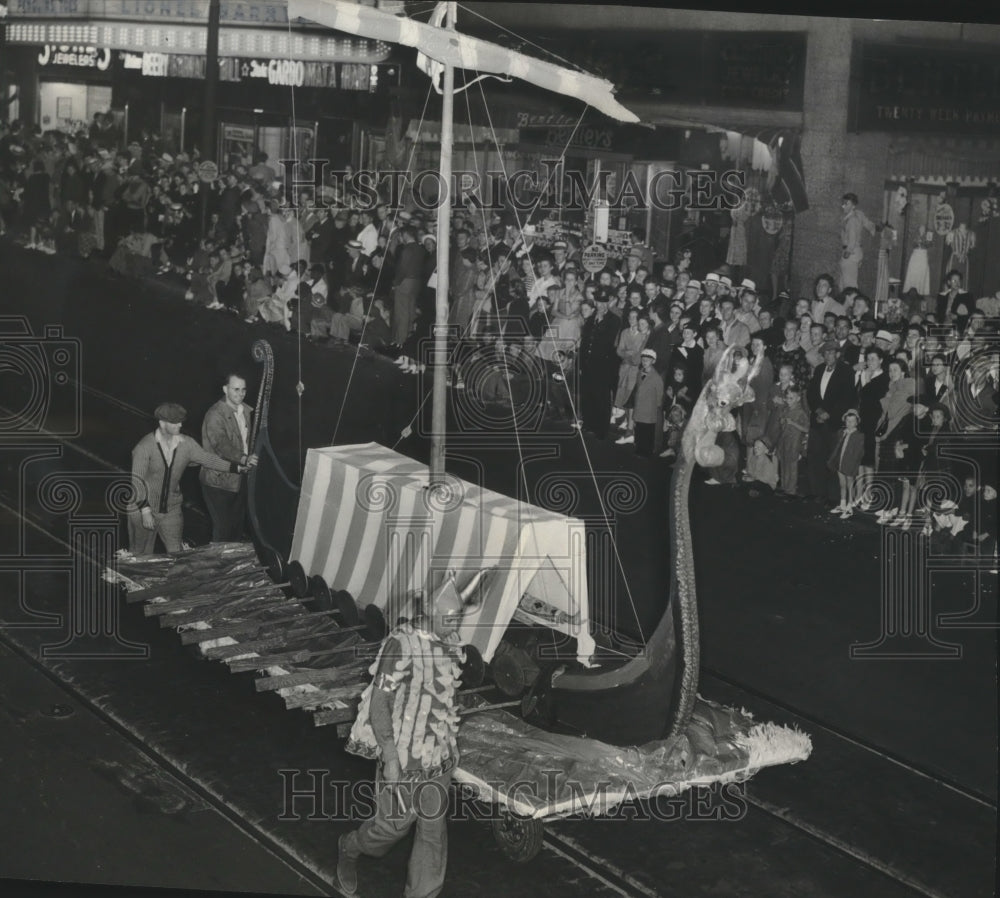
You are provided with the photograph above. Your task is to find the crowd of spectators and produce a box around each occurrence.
[1,115,996,555]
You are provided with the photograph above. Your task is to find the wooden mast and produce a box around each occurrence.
[429,1,456,482]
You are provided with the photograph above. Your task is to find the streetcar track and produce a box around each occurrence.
[741,794,950,898]
[542,832,663,897]
[0,510,939,898]
[0,400,981,897]
[0,495,649,898]
[701,665,997,810]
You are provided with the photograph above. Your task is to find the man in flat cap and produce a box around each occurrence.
[128,403,256,555]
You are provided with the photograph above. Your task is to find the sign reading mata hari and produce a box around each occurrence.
[851,41,1000,135]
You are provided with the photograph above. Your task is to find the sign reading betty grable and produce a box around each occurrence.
[852,41,1000,135]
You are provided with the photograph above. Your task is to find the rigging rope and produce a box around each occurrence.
[458,77,633,662]
[471,72,648,645]
[286,15,304,481]
[330,81,435,447]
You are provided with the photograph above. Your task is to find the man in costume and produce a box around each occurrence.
[337,575,471,898]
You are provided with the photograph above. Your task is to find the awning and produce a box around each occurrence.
[289,443,596,666]
[4,19,392,62]
[888,137,1000,184]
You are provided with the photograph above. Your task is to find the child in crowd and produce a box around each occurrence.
[828,409,865,517]
[776,386,809,495]
[659,403,687,462]
[744,438,778,489]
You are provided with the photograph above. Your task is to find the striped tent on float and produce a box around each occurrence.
[289,443,596,665]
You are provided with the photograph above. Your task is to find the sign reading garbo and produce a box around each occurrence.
[244,58,305,87]
[38,43,112,70]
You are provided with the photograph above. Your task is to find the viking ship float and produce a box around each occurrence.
[185,0,768,747]
[29,1,771,749]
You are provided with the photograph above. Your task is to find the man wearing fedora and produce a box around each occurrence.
[805,341,857,503]
[128,403,256,556]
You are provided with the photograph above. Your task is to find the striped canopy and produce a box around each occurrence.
[290,443,596,666]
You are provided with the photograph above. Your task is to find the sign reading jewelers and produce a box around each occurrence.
[38,44,111,70]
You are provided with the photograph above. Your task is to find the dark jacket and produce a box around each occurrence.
[858,369,889,433]
[199,400,254,493]
[645,322,674,378]
[806,361,856,429]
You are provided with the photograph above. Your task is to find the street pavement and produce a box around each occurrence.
[0,240,996,897]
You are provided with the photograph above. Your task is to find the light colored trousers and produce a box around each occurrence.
[127,508,184,555]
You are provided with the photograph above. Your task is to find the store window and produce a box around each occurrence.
[39,82,111,132]
[884,179,1000,305]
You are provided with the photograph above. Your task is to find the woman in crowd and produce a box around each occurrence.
[552,268,584,345]
[664,301,685,349]
[875,359,918,526]
[612,307,648,430]
[702,326,726,384]
[741,333,775,448]
[855,346,889,510]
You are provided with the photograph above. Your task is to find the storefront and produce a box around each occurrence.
[3,1,398,167]
[849,40,1000,301]
[489,28,809,290]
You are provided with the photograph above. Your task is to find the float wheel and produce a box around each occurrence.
[262,548,285,584]
[310,576,333,611]
[460,645,485,688]
[286,560,309,598]
[334,590,361,628]
[363,604,387,642]
[491,810,544,863]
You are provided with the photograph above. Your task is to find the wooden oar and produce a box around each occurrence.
[180,611,366,645]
